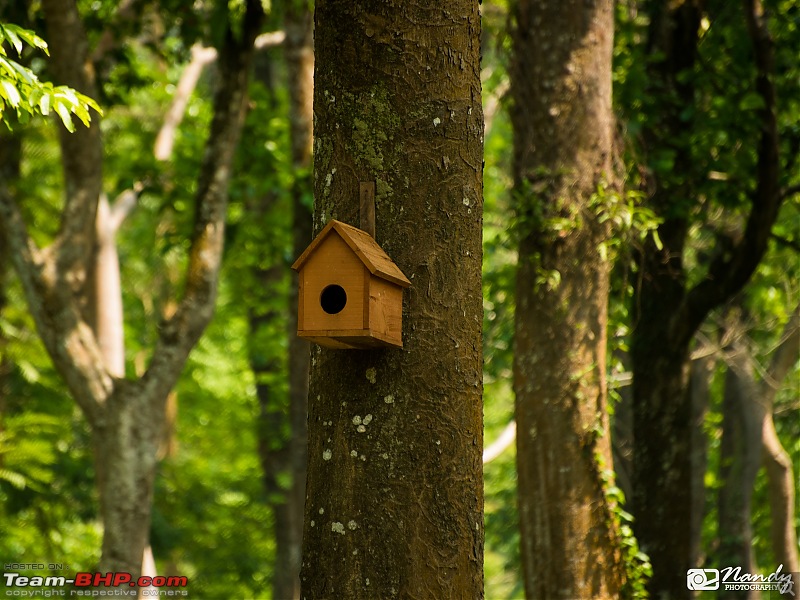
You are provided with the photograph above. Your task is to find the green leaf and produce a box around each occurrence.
[39,91,50,115]
[12,24,48,53]
[10,59,37,85]
[1,24,23,55]
[739,92,765,111]
[652,229,663,251]
[0,468,27,489]
[0,79,21,107]
[0,56,15,77]
[54,99,76,132]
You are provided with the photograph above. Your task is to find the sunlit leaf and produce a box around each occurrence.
[0,79,21,107]
[54,100,76,132]
[1,24,23,55]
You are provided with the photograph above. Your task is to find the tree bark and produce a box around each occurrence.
[299,1,484,597]
[510,1,625,597]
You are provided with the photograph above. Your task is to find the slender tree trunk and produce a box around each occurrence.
[247,259,294,598]
[611,352,634,504]
[510,1,625,597]
[689,353,713,571]
[717,320,761,600]
[299,1,484,597]
[762,419,799,585]
[92,189,160,595]
[759,306,799,592]
[0,128,20,439]
[284,7,314,598]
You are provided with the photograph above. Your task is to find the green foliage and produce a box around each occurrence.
[0,277,99,572]
[601,474,653,599]
[0,413,58,491]
[591,183,663,261]
[0,23,101,131]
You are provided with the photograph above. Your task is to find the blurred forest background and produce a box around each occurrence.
[1,0,798,598]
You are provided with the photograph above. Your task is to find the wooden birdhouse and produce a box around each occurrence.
[291,219,411,349]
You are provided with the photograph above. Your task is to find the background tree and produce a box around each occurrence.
[299,0,484,597]
[0,0,264,576]
[618,0,792,594]
[509,0,627,596]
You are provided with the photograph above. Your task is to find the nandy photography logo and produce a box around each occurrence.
[687,564,795,596]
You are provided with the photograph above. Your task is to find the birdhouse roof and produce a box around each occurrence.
[292,219,411,288]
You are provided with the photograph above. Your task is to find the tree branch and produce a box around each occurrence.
[154,32,285,162]
[0,185,109,426]
[760,303,800,400]
[681,0,782,340]
[142,0,265,404]
[107,183,143,234]
[41,0,104,306]
[483,420,516,464]
[779,183,800,201]
[154,44,218,161]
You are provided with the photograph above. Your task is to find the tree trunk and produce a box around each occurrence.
[632,324,695,597]
[717,323,761,600]
[759,305,799,592]
[762,419,799,586]
[284,6,314,598]
[299,1,484,597]
[510,1,624,597]
[689,353,713,571]
[247,259,294,598]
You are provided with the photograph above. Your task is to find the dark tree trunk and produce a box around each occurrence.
[244,12,312,595]
[630,1,783,596]
[689,353,713,571]
[510,1,625,597]
[299,1,484,597]
[631,316,695,597]
[0,128,21,441]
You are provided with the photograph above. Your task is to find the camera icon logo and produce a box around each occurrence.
[687,568,720,590]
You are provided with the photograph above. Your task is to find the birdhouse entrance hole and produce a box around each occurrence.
[320,284,347,314]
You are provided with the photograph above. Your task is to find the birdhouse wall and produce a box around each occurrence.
[298,233,367,332]
[368,276,404,346]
